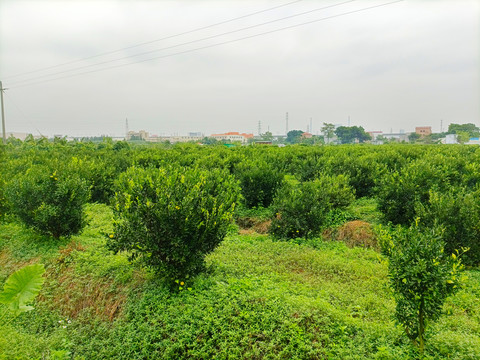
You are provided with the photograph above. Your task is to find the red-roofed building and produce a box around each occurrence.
[301,132,313,139]
[210,132,254,144]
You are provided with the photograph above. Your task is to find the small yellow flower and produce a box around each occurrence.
[175,206,180,210]
[180,281,184,286]
[109,234,114,238]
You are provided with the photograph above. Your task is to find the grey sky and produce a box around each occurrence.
[0,0,479,137]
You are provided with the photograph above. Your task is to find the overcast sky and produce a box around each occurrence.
[0,0,479,137]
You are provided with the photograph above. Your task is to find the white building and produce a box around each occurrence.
[210,132,254,144]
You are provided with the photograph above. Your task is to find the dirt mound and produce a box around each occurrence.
[236,217,271,234]
[335,220,378,250]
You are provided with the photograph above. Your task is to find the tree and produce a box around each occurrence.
[109,166,240,283]
[456,131,470,144]
[321,123,335,144]
[447,123,480,138]
[415,188,480,266]
[260,131,274,142]
[269,175,354,240]
[234,160,284,208]
[286,130,304,144]
[408,133,421,143]
[201,137,220,145]
[334,126,371,144]
[6,166,90,239]
[383,224,466,357]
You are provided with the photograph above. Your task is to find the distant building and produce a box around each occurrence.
[444,134,458,144]
[466,137,480,145]
[367,131,383,143]
[142,135,202,143]
[210,132,254,144]
[415,126,432,137]
[382,132,410,142]
[158,135,203,143]
[126,130,149,141]
[301,132,313,139]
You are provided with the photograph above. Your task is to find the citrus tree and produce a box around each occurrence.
[6,165,90,238]
[109,166,240,283]
[383,224,466,357]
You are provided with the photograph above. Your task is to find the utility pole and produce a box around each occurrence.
[0,81,6,144]
[258,120,262,136]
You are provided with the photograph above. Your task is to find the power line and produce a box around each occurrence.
[10,0,404,90]
[8,0,357,87]
[3,92,44,137]
[3,0,303,81]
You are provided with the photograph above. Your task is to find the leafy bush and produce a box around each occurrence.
[376,159,452,225]
[6,166,90,238]
[234,159,284,208]
[109,166,241,281]
[415,187,480,266]
[269,174,354,240]
[383,224,466,357]
[325,153,386,198]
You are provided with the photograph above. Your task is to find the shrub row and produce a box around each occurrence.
[1,140,479,265]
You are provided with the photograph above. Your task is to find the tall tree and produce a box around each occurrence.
[321,123,335,144]
[260,131,273,142]
[286,130,304,144]
[335,126,371,144]
[447,123,479,138]
[408,133,421,143]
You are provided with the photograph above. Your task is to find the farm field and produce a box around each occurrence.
[0,140,480,359]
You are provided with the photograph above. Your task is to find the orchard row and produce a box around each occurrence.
[0,139,479,266]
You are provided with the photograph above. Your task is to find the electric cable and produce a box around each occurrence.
[7,0,356,87]
[9,0,404,89]
[3,0,303,81]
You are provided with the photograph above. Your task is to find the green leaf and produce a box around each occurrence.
[0,263,45,317]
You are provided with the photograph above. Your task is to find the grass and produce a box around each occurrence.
[0,204,479,359]
[347,197,383,224]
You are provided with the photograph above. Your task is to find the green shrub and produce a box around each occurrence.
[108,166,241,281]
[269,174,354,240]
[383,224,466,357]
[415,187,480,266]
[5,166,90,238]
[376,159,452,225]
[234,159,284,208]
[325,152,386,198]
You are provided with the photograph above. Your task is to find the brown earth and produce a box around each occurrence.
[236,217,271,234]
[38,241,143,322]
[334,220,378,250]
